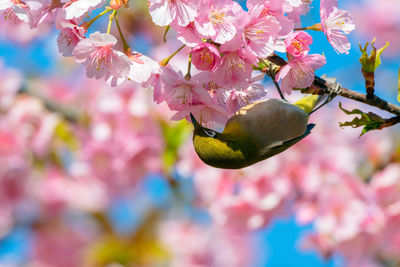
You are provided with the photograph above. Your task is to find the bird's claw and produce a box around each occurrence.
[265,63,275,78]
[320,74,341,103]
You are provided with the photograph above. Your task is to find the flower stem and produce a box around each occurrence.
[184,54,192,80]
[294,23,323,31]
[273,79,286,101]
[107,9,117,34]
[114,12,131,56]
[163,25,170,43]
[159,44,186,66]
[81,8,111,29]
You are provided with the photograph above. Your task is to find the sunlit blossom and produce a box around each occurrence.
[73,32,131,83]
[148,0,198,27]
[320,0,355,54]
[275,53,326,94]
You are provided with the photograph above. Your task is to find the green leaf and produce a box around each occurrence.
[338,102,385,136]
[160,119,190,171]
[374,41,389,70]
[359,38,389,73]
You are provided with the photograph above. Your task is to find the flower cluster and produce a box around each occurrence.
[147,0,354,125]
[1,0,160,87]
[1,0,355,126]
[276,31,326,94]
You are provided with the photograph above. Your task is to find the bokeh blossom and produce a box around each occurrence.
[0,1,399,266]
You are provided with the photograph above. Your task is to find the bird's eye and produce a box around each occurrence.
[204,129,216,138]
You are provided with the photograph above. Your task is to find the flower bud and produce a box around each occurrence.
[110,0,129,10]
[285,31,313,58]
[191,43,221,71]
[359,38,389,73]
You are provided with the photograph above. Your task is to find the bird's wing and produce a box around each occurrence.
[259,124,315,158]
[223,99,309,147]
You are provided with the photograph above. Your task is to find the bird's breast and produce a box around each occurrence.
[193,135,259,169]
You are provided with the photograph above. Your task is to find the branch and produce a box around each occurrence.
[18,86,80,123]
[380,116,400,129]
[265,54,400,117]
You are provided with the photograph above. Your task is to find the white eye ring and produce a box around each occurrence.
[204,129,216,138]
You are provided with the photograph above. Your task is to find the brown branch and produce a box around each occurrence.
[265,55,400,116]
[380,116,400,129]
[18,86,80,123]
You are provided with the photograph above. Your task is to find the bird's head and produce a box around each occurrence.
[190,112,220,139]
[189,113,256,169]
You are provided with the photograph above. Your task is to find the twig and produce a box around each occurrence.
[159,44,186,66]
[18,86,80,123]
[263,64,286,100]
[380,116,400,129]
[265,54,400,116]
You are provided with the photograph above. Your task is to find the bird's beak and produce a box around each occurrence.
[190,113,200,128]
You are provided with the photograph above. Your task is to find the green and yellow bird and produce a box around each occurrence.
[191,95,322,169]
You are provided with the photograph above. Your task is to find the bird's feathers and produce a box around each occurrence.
[223,98,308,148]
[193,132,259,169]
[191,97,316,169]
[259,123,315,157]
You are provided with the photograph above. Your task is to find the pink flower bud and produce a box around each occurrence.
[285,31,313,58]
[191,43,221,71]
[110,0,129,10]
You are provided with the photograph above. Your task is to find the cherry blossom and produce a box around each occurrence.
[275,53,326,94]
[225,74,267,115]
[0,15,50,43]
[157,66,211,111]
[284,30,313,58]
[174,22,203,47]
[240,4,282,58]
[0,0,32,24]
[320,0,355,54]
[212,50,254,89]
[107,53,161,87]
[287,0,313,25]
[57,19,85,57]
[61,0,106,20]
[148,0,199,27]
[171,101,229,126]
[73,32,131,83]
[194,0,239,44]
[191,43,221,71]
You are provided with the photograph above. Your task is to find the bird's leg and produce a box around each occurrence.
[309,82,342,115]
[265,64,286,101]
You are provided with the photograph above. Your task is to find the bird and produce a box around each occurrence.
[190,95,323,169]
